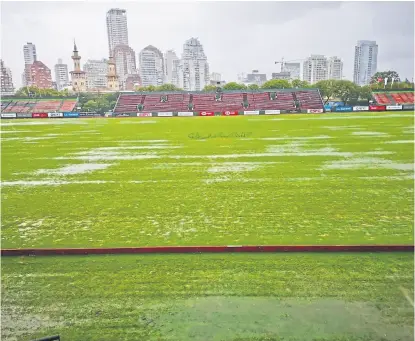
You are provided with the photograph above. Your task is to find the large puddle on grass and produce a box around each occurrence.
[34,163,114,176]
[154,297,413,341]
[321,157,414,171]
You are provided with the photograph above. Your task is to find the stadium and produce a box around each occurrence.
[1,85,414,341]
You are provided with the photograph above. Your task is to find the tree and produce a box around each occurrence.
[333,80,360,105]
[156,84,182,91]
[222,82,247,90]
[261,79,291,89]
[371,71,400,84]
[137,85,156,92]
[202,85,218,92]
[291,79,310,88]
[359,85,372,101]
[314,80,337,104]
[247,84,259,90]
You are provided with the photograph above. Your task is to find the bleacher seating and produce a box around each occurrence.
[1,98,78,113]
[113,90,325,113]
[296,90,324,110]
[373,91,414,105]
[60,100,77,112]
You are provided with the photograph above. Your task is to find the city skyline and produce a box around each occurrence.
[1,1,413,89]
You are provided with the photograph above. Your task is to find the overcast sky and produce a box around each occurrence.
[1,1,414,88]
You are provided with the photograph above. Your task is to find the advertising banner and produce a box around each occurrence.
[16,113,33,118]
[48,112,64,118]
[63,112,79,117]
[157,112,173,117]
[243,111,260,115]
[353,106,369,111]
[334,106,353,112]
[199,111,215,116]
[222,111,238,116]
[1,113,17,118]
[265,110,281,115]
[178,112,194,117]
[113,113,130,117]
[369,105,386,111]
[386,105,403,110]
[137,113,153,117]
[80,112,101,117]
[32,113,48,118]
[403,104,414,110]
[284,109,301,114]
[307,109,324,113]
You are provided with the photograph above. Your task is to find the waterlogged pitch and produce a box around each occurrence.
[1,112,414,341]
[1,112,414,248]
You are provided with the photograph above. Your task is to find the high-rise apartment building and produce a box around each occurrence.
[327,56,343,80]
[106,8,129,55]
[245,70,267,86]
[54,58,69,90]
[282,62,301,80]
[29,61,52,89]
[83,59,108,89]
[23,42,37,86]
[353,40,378,86]
[1,59,15,94]
[113,44,137,89]
[164,50,179,84]
[303,55,328,83]
[177,38,209,91]
[210,72,222,82]
[139,45,165,87]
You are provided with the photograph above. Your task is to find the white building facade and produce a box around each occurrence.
[106,8,129,55]
[83,59,109,89]
[303,55,328,83]
[139,45,165,87]
[164,50,179,84]
[23,42,37,86]
[1,59,14,94]
[353,40,378,86]
[281,62,301,80]
[177,38,209,91]
[113,45,137,89]
[54,59,69,90]
[327,56,343,80]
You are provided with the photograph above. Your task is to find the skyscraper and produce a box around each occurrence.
[139,45,165,87]
[327,56,343,80]
[106,8,129,55]
[113,44,137,89]
[303,55,328,83]
[1,59,15,94]
[29,61,52,89]
[177,38,209,91]
[54,58,69,90]
[23,42,37,86]
[164,50,179,84]
[83,59,109,89]
[353,40,378,86]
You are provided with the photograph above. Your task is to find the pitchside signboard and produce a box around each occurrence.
[48,112,64,118]
[243,111,260,115]
[63,112,79,117]
[307,109,324,114]
[137,113,152,117]
[334,106,353,112]
[32,113,48,118]
[403,104,414,110]
[157,112,173,117]
[1,113,17,118]
[386,105,403,111]
[369,105,386,111]
[80,113,101,117]
[222,111,238,116]
[16,113,32,118]
[284,109,301,114]
[178,112,194,117]
[353,106,369,111]
[113,113,129,117]
[264,110,280,115]
[199,111,215,116]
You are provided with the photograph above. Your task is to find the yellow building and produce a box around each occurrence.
[70,41,87,93]
[106,56,119,91]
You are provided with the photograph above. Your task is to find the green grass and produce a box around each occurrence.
[1,112,413,248]
[1,112,414,340]
[1,253,414,341]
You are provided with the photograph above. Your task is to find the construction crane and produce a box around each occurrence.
[274,58,306,73]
